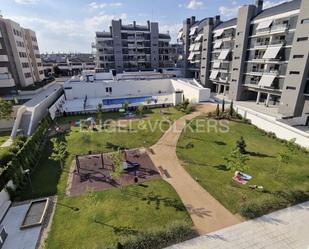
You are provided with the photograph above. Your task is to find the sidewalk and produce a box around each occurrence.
[149,104,241,235]
[166,201,309,249]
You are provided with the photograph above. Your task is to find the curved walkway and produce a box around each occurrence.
[149,104,241,235]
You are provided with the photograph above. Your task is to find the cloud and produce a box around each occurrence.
[263,0,286,9]
[8,13,128,52]
[160,23,182,43]
[187,0,204,10]
[88,2,123,10]
[218,5,240,18]
[14,0,39,4]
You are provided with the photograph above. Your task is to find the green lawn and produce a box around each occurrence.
[177,118,309,217]
[0,131,10,146]
[17,107,192,248]
[46,179,192,249]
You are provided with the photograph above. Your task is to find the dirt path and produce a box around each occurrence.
[149,104,241,235]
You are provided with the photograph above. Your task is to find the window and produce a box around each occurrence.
[289,71,300,75]
[234,56,240,60]
[105,87,112,93]
[293,55,304,59]
[204,39,207,41]
[232,79,237,82]
[237,32,243,36]
[24,72,31,78]
[235,45,239,48]
[22,63,29,68]
[297,37,308,42]
[301,18,309,24]
[233,68,238,71]
[286,86,296,90]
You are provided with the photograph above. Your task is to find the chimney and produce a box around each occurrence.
[133,21,136,28]
[255,0,263,14]
[190,16,196,24]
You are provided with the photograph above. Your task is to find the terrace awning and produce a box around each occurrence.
[189,26,197,36]
[177,31,183,39]
[218,49,230,60]
[258,74,276,87]
[256,19,273,30]
[188,52,195,60]
[262,45,282,59]
[194,42,201,51]
[194,34,203,42]
[213,61,221,69]
[189,44,195,51]
[214,40,223,49]
[214,29,224,37]
[209,70,219,80]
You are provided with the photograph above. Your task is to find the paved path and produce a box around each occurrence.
[149,104,241,235]
[166,201,309,249]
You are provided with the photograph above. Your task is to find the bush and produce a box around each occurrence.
[240,187,309,219]
[102,221,195,249]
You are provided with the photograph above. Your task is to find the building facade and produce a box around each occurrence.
[0,16,44,93]
[95,19,174,73]
[179,0,309,123]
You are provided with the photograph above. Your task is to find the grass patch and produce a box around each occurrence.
[177,118,309,217]
[17,107,192,248]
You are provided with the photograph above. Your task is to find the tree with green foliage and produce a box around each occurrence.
[136,104,144,118]
[96,103,103,125]
[224,148,250,172]
[222,99,225,112]
[236,136,246,154]
[111,150,124,187]
[85,188,99,222]
[122,101,129,111]
[229,100,234,117]
[276,151,290,177]
[215,104,220,117]
[146,99,152,109]
[0,98,13,120]
[49,138,67,169]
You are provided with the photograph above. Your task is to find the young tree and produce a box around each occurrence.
[49,138,67,169]
[0,98,13,120]
[146,99,152,109]
[276,151,290,176]
[136,104,144,118]
[122,101,129,111]
[215,104,220,117]
[111,150,124,187]
[222,99,225,113]
[224,148,250,172]
[97,103,104,125]
[229,100,234,117]
[85,188,99,222]
[236,136,247,154]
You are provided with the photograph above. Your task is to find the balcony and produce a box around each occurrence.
[256,24,288,35]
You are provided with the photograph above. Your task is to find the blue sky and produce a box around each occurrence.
[1,0,285,53]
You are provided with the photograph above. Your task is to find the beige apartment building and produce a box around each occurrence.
[0,15,44,94]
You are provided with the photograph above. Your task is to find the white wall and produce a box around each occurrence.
[235,104,309,148]
[49,94,65,119]
[64,79,174,100]
[171,79,210,103]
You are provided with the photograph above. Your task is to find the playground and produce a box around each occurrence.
[68,148,161,196]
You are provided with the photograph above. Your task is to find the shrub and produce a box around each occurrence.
[102,221,195,249]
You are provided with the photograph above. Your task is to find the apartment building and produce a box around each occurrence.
[179,0,309,123]
[42,53,95,76]
[0,16,44,93]
[95,19,174,73]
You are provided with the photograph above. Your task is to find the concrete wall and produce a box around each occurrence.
[112,20,124,73]
[235,104,309,148]
[150,22,159,69]
[171,79,210,103]
[64,79,174,100]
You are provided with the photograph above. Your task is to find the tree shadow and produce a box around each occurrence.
[185,204,212,217]
[94,220,139,236]
[106,142,128,151]
[214,141,226,146]
[246,151,272,158]
[123,190,186,211]
[214,164,229,171]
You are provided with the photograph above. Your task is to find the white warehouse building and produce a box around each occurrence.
[62,72,210,113]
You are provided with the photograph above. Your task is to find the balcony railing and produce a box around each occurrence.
[256,24,288,35]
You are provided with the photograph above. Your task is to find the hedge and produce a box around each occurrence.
[1,115,52,194]
[240,187,309,219]
[100,221,196,249]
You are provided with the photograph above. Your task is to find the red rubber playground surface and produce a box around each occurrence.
[68,148,161,196]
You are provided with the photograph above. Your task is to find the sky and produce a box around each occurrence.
[0,0,287,53]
